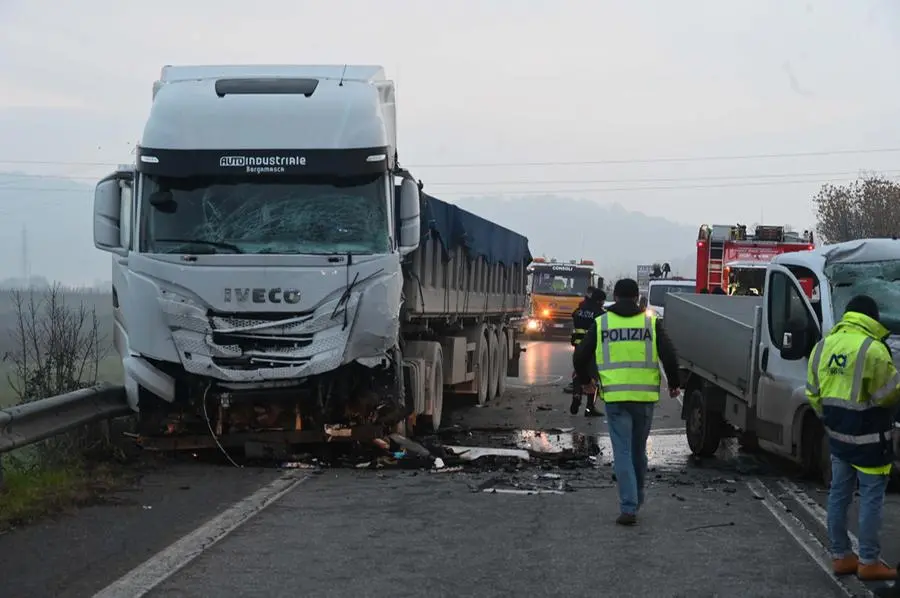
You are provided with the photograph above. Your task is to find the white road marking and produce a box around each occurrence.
[746,479,867,597]
[93,471,308,598]
[778,479,896,574]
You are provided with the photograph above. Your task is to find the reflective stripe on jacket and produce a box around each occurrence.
[594,311,661,403]
[572,300,604,347]
[806,312,900,472]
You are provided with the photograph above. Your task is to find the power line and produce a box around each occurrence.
[423,169,900,187]
[0,168,896,188]
[409,147,900,168]
[2,173,897,197]
[1,146,900,169]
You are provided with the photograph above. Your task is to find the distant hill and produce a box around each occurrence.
[451,194,697,281]
[0,173,697,285]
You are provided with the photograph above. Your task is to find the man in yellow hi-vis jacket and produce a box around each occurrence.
[573,278,681,525]
[807,295,900,581]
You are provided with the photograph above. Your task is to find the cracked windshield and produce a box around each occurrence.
[142,173,389,255]
[827,259,900,336]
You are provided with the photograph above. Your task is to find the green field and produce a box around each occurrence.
[0,358,123,408]
[0,289,119,408]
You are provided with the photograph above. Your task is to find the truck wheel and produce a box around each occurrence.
[487,329,501,402]
[497,329,508,397]
[685,388,722,457]
[800,414,824,480]
[137,386,168,436]
[476,340,489,406]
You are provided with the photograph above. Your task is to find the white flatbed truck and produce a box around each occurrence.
[665,239,900,484]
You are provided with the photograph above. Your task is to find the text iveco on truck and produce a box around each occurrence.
[92,65,531,451]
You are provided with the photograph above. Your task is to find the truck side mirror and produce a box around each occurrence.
[398,178,421,257]
[94,173,131,256]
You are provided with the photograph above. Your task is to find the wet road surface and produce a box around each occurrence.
[1,340,896,596]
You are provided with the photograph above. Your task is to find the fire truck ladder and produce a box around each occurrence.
[706,238,725,289]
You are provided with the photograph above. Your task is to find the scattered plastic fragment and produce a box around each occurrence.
[444,446,531,462]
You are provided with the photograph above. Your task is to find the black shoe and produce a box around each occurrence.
[616,513,637,526]
[563,383,574,394]
[569,395,582,415]
[584,405,604,417]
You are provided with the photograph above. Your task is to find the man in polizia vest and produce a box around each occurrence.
[573,278,680,525]
[806,295,900,581]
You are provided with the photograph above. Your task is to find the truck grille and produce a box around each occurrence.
[158,294,360,381]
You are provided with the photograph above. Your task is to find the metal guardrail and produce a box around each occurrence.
[0,384,131,454]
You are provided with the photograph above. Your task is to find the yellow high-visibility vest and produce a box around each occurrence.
[593,312,661,403]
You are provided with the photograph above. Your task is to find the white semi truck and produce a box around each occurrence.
[92,65,531,451]
[665,239,900,485]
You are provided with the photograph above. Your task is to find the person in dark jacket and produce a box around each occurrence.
[563,286,600,396]
[573,278,681,524]
[566,287,608,415]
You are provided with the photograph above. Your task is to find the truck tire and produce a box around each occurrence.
[476,340,489,406]
[487,329,501,402]
[137,386,168,436]
[685,388,723,457]
[800,413,826,481]
[497,328,508,397]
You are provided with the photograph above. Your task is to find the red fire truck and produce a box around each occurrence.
[696,224,815,295]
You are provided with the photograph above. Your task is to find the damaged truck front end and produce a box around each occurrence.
[125,264,410,452]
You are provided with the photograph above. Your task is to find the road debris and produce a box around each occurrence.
[686,522,735,532]
[444,446,531,462]
[475,473,571,495]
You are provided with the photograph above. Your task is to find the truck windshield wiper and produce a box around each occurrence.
[156,239,244,254]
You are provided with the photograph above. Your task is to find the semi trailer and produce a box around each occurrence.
[92,65,531,451]
[666,238,900,485]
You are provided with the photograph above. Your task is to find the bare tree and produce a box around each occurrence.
[813,174,900,243]
[6,283,107,403]
[4,284,112,465]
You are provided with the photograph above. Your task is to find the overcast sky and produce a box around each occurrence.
[1,0,899,234]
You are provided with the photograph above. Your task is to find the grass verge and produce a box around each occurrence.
[0,420,139,533]
[0,459,127,532]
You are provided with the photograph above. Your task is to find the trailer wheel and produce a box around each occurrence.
[487,329,501,402]
[497,329,508,397]
[475,340,489,406]
[685,388,722,457]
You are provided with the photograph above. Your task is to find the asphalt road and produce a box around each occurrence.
[0,340,895,597]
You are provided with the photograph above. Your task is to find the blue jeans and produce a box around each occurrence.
[606,401,655,515]
[827,455,889,564]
